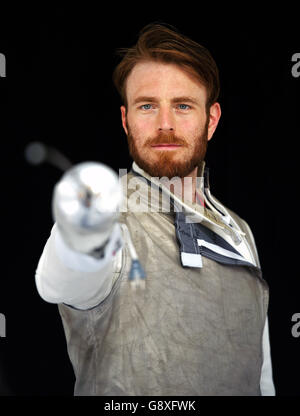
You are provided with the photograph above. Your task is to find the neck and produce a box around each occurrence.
[132,161,206,208]
[159,165,204,206]
[180,166,198,204]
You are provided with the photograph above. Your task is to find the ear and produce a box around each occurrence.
[120,106,128,135]
[207,102,221,141]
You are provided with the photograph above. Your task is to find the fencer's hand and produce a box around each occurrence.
[52,162,123,255]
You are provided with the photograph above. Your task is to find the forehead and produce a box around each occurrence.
[126,61,207,104]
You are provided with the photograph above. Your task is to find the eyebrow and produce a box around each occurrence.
[132,96,200,106]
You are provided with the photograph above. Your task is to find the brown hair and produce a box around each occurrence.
[112,22,220,112]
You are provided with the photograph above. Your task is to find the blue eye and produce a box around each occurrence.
[141,104,152,110]
[178,104,190,110]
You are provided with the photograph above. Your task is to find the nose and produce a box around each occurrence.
[157,106,175,132]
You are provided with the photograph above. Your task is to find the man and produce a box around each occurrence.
[35,23,275,395]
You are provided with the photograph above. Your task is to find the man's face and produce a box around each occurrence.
[120,61,220,179]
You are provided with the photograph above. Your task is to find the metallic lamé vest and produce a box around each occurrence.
[58,171,269,396]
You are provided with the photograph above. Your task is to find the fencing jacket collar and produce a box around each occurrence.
[130,161,259,270]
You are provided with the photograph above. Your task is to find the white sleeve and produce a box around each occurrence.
[35,222,123,310]
[260,316,276,395]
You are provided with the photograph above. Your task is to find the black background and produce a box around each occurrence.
[0,5,299,396]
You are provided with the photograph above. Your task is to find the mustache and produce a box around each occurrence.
[144,132,187,146]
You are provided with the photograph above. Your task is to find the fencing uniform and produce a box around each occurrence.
[36,161,275,396]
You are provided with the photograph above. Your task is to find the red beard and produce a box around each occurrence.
[126,121,209,179]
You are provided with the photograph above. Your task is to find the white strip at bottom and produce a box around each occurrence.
[181,252,203,268]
